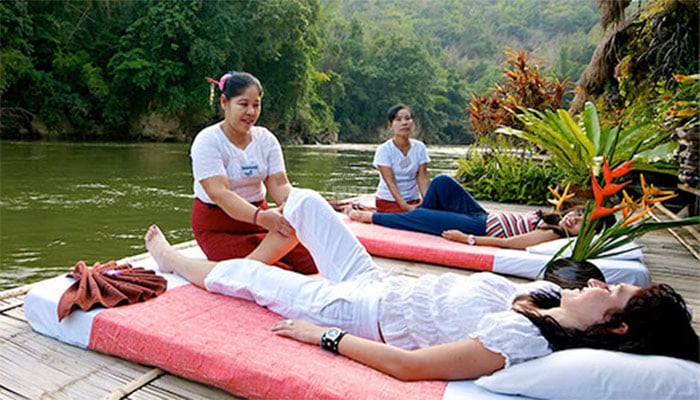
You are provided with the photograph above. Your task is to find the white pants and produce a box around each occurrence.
[204,188,384,341]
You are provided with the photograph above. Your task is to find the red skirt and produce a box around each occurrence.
[191,198,317,274]
[375,197,420,213]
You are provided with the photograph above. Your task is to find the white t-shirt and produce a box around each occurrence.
[373,138,430,201]
[190,124,286,203]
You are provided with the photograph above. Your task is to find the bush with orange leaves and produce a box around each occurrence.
[465,48,569,137]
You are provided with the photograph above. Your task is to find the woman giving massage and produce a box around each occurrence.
[348,174,615,249]
[145,188,698,381]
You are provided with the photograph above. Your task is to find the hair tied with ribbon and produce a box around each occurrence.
[205,71,237,91]
[205,71,237,107]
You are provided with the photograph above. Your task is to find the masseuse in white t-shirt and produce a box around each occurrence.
[189,71,316,275]
[372,103,430,213]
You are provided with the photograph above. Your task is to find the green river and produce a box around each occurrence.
[0,141,467,291]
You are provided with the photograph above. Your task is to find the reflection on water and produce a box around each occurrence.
[0,141,467,290]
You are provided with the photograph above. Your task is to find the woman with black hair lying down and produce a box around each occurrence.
[145,188,698,381]
[347,174,616,250]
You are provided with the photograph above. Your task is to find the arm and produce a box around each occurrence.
[271,319,505,381]
[265,171,293,206]
[378,165,415,212]
[260,171,295,237]
[201,174,293,237]
[200,175,259,223]
[416,163,430,199]
[442,229,561,250]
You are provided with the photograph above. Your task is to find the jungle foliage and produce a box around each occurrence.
[1,0,600,143]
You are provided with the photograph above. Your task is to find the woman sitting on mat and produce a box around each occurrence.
[373,103,430,213]
[348,174,614,249]
[191,70,316,274]
[145,188,698,381]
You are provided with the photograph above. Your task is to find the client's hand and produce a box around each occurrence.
[442,229,469,243]
[271,318,325,345]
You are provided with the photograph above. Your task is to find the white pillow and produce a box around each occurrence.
[475,348,700,400]
[526,237,643,260]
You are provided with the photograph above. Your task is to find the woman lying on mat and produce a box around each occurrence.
[347,174,615,249]
[145,188,698,382]
[191,70,316,274]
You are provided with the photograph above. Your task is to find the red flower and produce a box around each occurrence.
[591,205,622,221]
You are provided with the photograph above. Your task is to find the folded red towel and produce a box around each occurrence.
[57,260,167,321]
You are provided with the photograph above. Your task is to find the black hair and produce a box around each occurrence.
[518,284,699,362]
[387,103,412,123]
[222,72,263,99]
[537,205,617,238]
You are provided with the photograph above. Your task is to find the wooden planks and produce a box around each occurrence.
[0,201,698,399]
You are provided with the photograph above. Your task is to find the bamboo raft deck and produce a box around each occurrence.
[1,202,698,399]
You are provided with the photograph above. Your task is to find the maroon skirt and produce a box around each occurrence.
[375,197,420,213]
[191,198,317,274]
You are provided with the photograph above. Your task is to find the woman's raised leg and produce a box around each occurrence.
[284,188,382,283]
[145,224,216,288]
[420,174,487,214]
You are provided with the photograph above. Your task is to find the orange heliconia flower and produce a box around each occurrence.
[590,166,630,209]
[621,207,651,227]
[591,205,623,221]
[620,190,642,219]
[603,158,635,184]
[547,183,575,211]
[639,174,677,208]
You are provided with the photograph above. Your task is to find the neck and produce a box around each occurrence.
[540,307,588,330]
[393,136,410,150]
[221,122,251,148]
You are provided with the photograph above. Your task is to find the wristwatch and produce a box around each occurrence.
[467,234,476,246]
[320,327,347,354]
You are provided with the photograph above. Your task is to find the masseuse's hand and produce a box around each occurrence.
[258,208,294,238]
[271,318,325,345]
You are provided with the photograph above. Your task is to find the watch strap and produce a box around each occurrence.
[320,327,347,354]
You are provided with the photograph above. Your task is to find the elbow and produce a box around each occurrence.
[379,352,433,382]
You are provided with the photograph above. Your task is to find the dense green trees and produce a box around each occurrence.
[1,0,601,143]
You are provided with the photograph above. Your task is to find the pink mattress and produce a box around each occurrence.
[341,216,650,286]
[25,265,446,400]
[90,284,446,399]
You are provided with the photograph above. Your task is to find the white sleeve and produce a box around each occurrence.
[417,141,431,164]
[471,311,552,368]
[373,142,392,168]
[191,129,226,181]
[262,128,286,176]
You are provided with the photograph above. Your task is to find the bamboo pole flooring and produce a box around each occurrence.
[1,203,697,399]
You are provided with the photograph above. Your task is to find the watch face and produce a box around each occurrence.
[325,328,341,340]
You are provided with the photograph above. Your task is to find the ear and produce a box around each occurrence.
[219,94,227,109]
[609,322,629,335]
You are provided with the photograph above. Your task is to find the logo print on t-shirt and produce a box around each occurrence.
[242,164,259,177]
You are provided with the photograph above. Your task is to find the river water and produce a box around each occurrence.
[0,141,467,290]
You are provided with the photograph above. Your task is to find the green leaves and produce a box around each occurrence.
[496,101,677,187]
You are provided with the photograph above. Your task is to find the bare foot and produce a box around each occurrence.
[345,207,373,223]
[144,224,175,273]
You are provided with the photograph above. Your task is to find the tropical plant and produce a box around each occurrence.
[546,157,699,263]
[455,136,565,205]
[465,48,569,137]
[496,101,677,188]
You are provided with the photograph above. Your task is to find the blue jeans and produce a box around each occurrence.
[372,175,488,236]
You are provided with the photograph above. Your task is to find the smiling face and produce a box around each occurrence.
[389,108,414,137]
[220,85,262,136]
[559,279,642,329]
[558,208,584,235]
